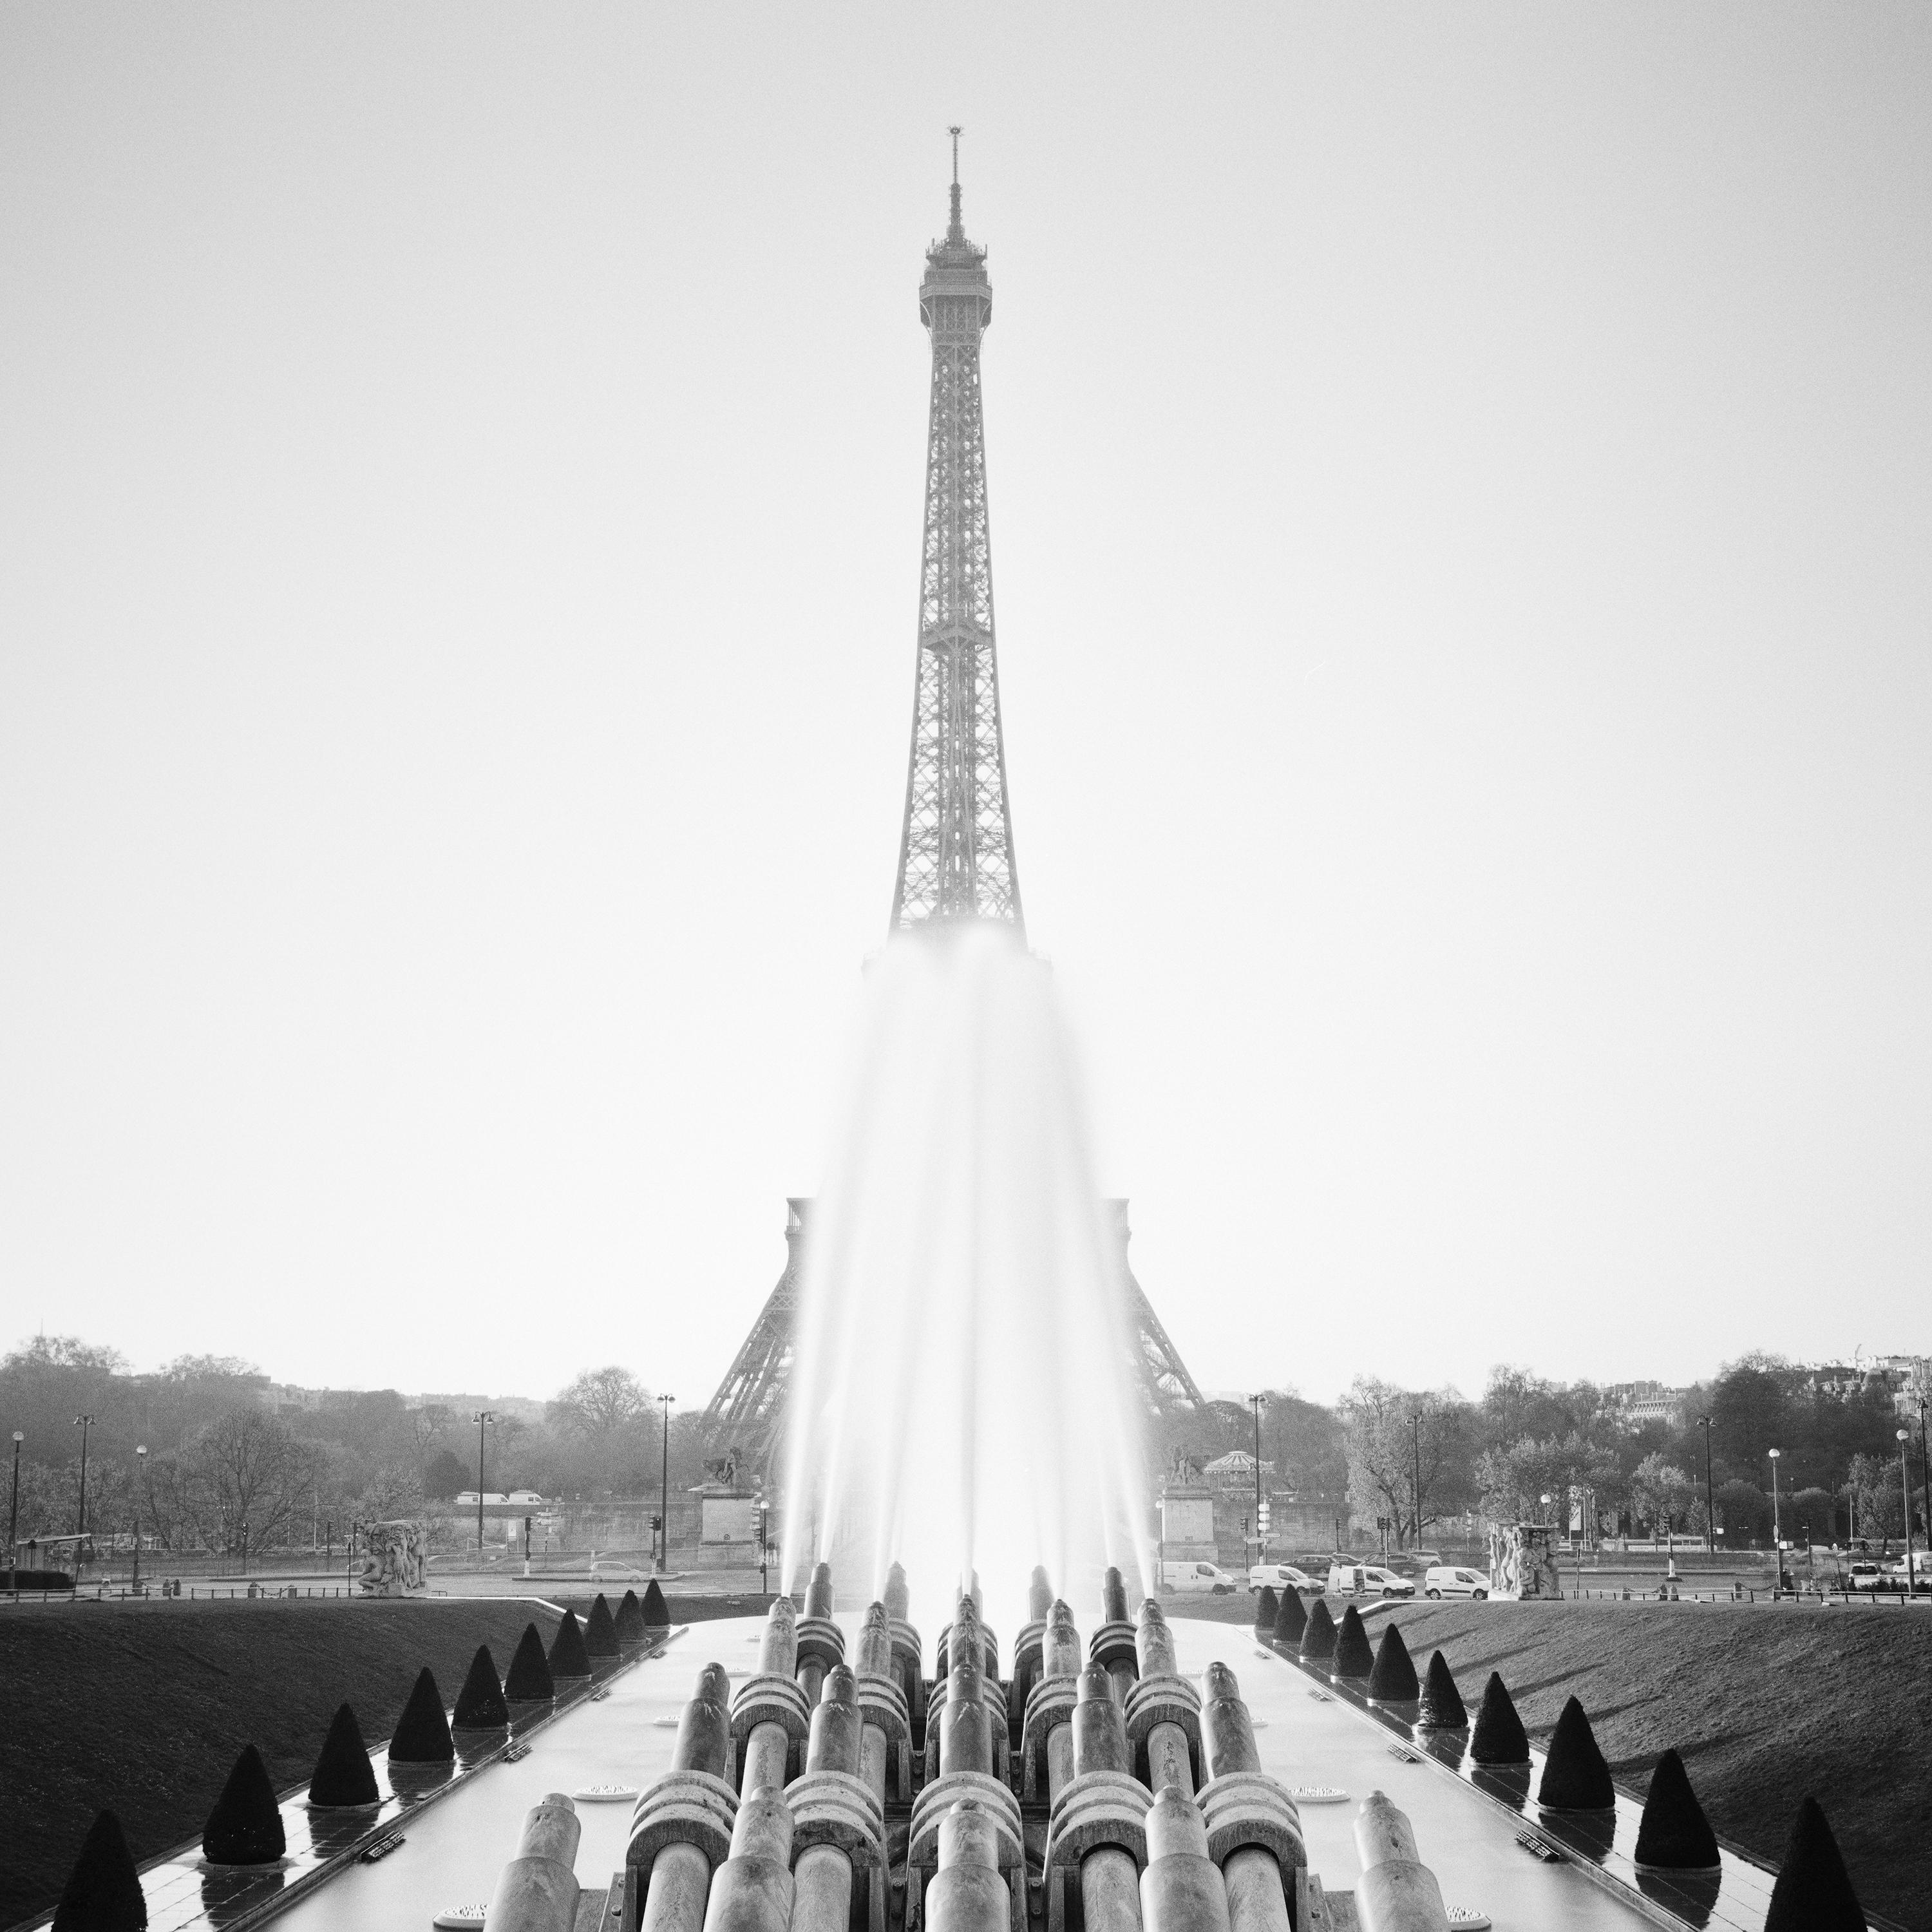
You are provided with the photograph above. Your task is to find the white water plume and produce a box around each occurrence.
[780,920,1155,1639]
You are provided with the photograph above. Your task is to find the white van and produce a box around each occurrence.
[1327,1560,1416,1599]
[1248,1563,1319,1595]
[1160,1560,1238,1595]
[1423,1565,1490,1600]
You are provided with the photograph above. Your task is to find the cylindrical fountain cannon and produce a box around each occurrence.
[934,1596,1009,1785]
[925,1799,1009,1932]
[629,1663,741,1932]
[1019,1600,1082,1801]
[855,1600,915,1803]
[1352,1792,1450,1932]
[1088,1567,1139,1708]
[1195,1663,1305,1932]
[699,1788,795,1932]
[1140,1787,1231,1932]
[796,1564,846,1709]
[884,1562,927,1754]
[1124,1601,1202,1797]
[935,1584,999,1690]
[1042,1665,1150,1932]
[906,1597,1026,1932]
[1007,1567,1053,1740]
[730,1598,810,1795]
[787,1667,889,1932]
[484,1793,581,1932]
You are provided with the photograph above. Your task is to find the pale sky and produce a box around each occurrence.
[2,5,1927,1411]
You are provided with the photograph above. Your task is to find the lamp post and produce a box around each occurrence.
[132,1446,147,1593]
[471,1412,495,1551]
[1898,1428,1914,1593]
[1410,1412,1424,1552]
[1696,1416,1714,1555]
[657,1394,675,1575]
[1247,1394,1267,1562]
[73,1414,93,1575]
[7,1431,21,1584]
[1768,1448,1783,1593]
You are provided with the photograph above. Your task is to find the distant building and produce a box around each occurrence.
[1602,1381,1687,1426]
[255,1383,326,1415]
[416,1392,548,1426]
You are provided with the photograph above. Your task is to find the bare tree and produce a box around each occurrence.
[191,1406,310,1554]
[549,1367,653,1439]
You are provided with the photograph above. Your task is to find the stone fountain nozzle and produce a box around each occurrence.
[1027,1567,1052,1620]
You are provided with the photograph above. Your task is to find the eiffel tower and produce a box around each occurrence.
[700,140,1203,1479]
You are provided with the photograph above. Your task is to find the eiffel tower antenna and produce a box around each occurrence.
[889,134,1023,939]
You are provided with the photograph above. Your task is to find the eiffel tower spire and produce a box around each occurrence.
[889,134,1024,939]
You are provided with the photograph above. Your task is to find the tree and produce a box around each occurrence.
[1338,1379,1477,1548]
[190,1407,312,1555]
[549,1367,654,1439]
[1714,1479,1771,1546]
[1630,1454,1698,1538]
[1788,1486,1835,1545]
[424,1448,469,1499]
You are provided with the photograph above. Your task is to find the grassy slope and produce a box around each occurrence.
[1176,1596,1932,1931]
[0,1592,757,1930]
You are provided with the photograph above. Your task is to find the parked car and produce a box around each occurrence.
[1248,1563,1319,1595]
[1161,1560,1238,1594]
[1848,1561,1886,1591]
[1327,1560,1416,1598]
[1423,1565,1490,1600]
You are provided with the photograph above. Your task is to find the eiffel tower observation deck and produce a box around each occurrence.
[701,143,1203,1480]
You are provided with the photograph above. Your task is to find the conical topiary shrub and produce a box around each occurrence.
[387,1667,455,1764]
[641,1579,670,1628]
[1331,1604,1375,1680]
[452,1645,510,1728]
[1273,1586,1307,1647]
[308,1703,380,1807]
[1417,1651,1466,1730]
[583,1594,620,1660]
[1468,1672,1530,1765]
[53,1810,146,1932]
[202,1744,286,1865]
[548,1609,592,1680]
[1299,1597,1337,1665]
[615,1588,647,1649]
[1764,1797,1866,1932]
[1254,1585,1279,1633]
[1537,1695,1614,1810]
[504,1622,556,1701]
[1367,1621,1419,1701]
[1633,1750,1719,1871]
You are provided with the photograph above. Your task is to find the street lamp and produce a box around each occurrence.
[1768,1449,1783,1592]
[471,1412,495,1551]
[73,1415,93,1575]
[1247,1394,1267,1562]
[1407,1412,1426,1553]
[1696,1416,1714,1555]
[1898,1429,1915,1593]
[7,1431,21,1586]
[657,1396,675,1575]
[133,1446,147,1593]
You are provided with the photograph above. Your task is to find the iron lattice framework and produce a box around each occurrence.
[701,1199,807,1479]
[889,151,1023,938]
[701,149,1203,1476]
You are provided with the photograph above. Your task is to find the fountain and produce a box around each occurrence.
[779,922,1158,1635]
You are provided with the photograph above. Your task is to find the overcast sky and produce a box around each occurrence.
[2,5,1927,1412]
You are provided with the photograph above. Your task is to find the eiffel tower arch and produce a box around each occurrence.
[699,1196,1203,1481]
[699,142,1202,1474]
